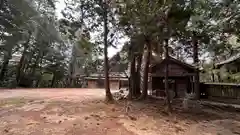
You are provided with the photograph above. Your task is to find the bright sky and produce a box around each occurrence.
[55,0,124,58]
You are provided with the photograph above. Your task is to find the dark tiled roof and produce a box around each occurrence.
[151,56,195,70]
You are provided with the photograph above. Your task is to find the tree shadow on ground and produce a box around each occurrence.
[113,97,240,123]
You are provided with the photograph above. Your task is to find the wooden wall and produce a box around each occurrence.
[201,83,240,104]
[87,80,98,88]
[152,77,190,98]
[152,62,192,77]
[120,80,129,88]
[87,79,120,89]
[109,80,120,90]
[175,78,189,97]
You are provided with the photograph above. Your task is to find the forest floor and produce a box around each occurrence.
[0,89,240,135]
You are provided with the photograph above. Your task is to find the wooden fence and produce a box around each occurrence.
[201,83,240,104]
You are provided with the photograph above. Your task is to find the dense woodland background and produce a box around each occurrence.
[0,0,240,102]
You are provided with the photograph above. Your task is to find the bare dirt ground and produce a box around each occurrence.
[0,89,240,135]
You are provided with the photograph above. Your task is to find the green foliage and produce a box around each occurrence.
[0,0,68,88]
[1,0,240,88]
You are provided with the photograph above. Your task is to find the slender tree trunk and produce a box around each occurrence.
[16,47,26,84]
[51,73,56,88]
[30,51,43,88]
[135,54,142,97]
[69,45,76,87]
[0,0,4,10]
[217,72,221,82]
[31,51,41,76]
[0,51,11,81]
[103,1,113,102]
[128,54,136,99]
[24,48,34,73]
[211,72,215,82]
[16,27,32,84]
[35,77,41,88]
[36,53,44,88]
[16,35,31,84]
[164,39,172,112]
[211,58,215,82]
[139,40,151,100]
[192,32,200,99]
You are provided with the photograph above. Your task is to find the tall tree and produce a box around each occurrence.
[102,0,113,102]
[192,31,200,99]
[117,0,192,101]
[164,38,172,112]
[0,0,67,87]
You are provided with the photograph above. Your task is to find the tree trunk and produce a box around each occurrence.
[16,32,31,84]
[217,72,222,82]
[164,39,172,112]
[0,51,11,81]
[103,1,113,102]
[135,54,142,97]
[128,54,136,99]
[192,32,200,99]
[16,36,31,84]
[51,73,56,88]
[24,48,34,73]
[0,0,4,10]
[139,41,151,100]
[211,71,215,82]
[31,51,41,76]
[211,59,215,82]
[69,44,76,87]
[16,47,26,84]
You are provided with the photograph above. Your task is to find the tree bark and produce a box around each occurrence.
[16,34,31,84]
[0,0,4,10]
[211,71,215,82]
[103,1,113,102]
[211,59,215,82]
[135,54,142,97]
[35,76,41,88]
[69,44,76,87]
[217,72,222,82]
[24,48,34,73]
[51,73,56,88]
[192,32,200,99]
[0,51,11,81]
[139,40,151,100]
[128,54,136,99]
[31,51,41,76]
[164,39,172,112]
[16,47,26,84]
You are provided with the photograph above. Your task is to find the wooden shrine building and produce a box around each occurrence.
[150,57,196,98]
[85,72,128,89]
